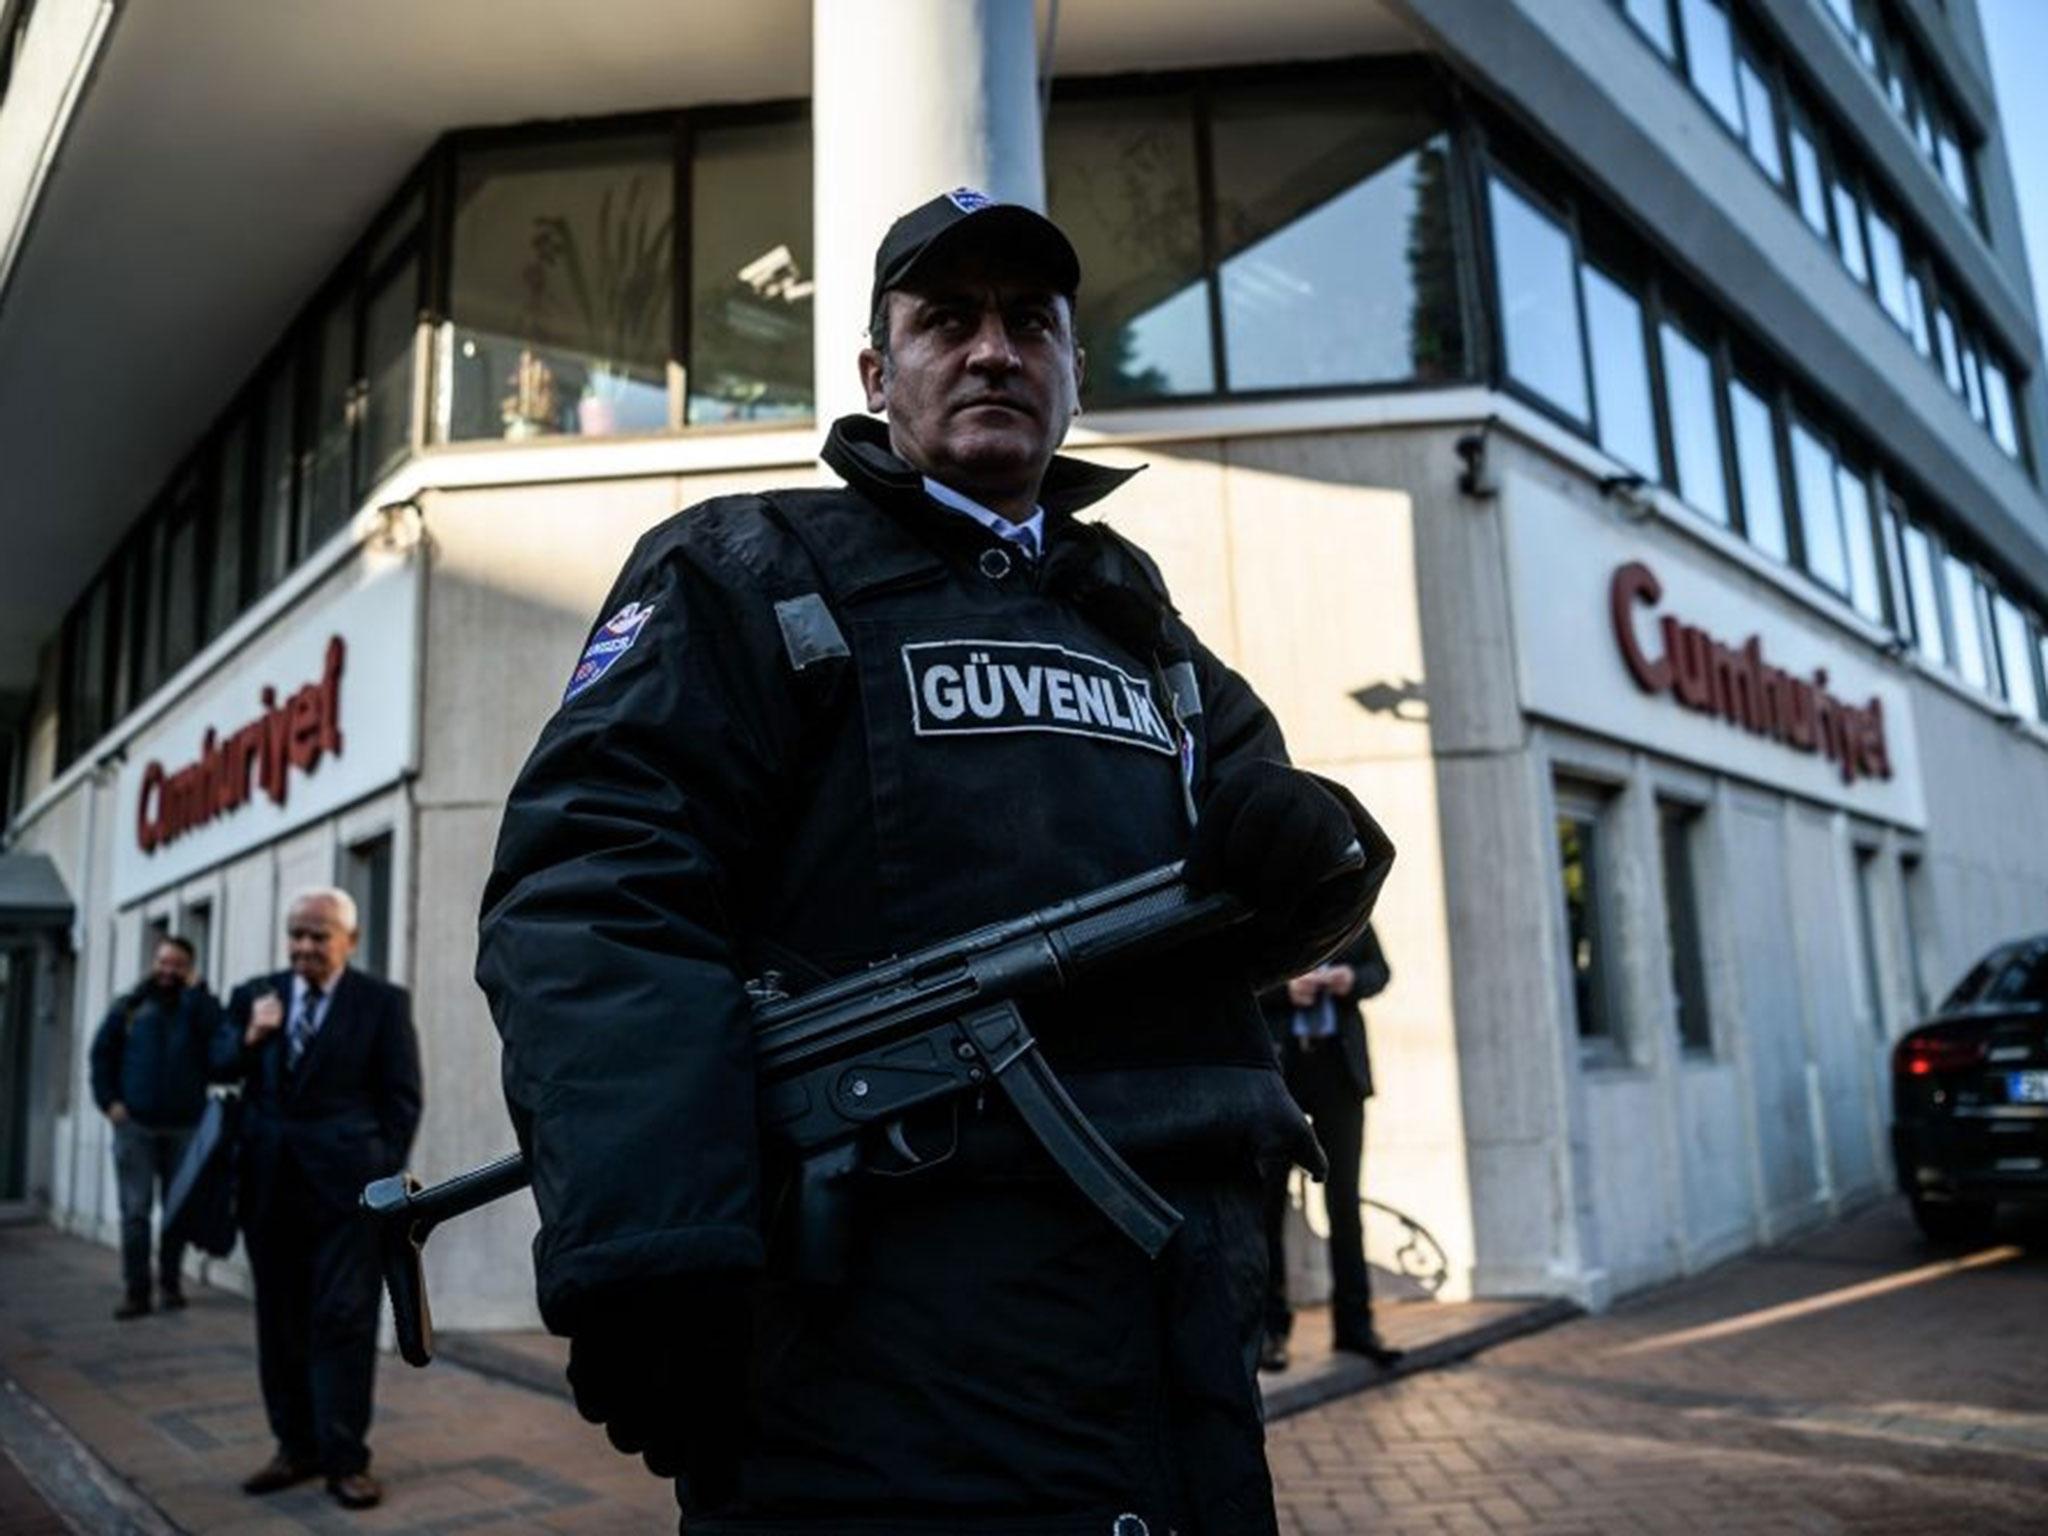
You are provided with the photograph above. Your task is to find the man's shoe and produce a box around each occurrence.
[158,1288,187,1311]
[1256,1331,1291,1373]
[112,1294,151,1321]
[241,1453,319,1495]
[327,1472,382,1510]
[1332,1332,1405,1371]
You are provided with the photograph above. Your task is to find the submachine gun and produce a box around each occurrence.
[364,859,1298,1368]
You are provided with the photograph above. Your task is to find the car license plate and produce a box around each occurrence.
[2010,1071,2048,1105]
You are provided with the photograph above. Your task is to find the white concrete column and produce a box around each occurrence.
[811,0,1046,427]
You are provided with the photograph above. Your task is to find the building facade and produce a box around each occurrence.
[2,0,2045,1322]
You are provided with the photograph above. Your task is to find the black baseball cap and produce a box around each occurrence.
[869,187,1082,322]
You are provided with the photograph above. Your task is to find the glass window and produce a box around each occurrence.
[1213,88,1464,390]
[1831,180,1869,284]
[448,133,676,442]
[1489,177,1588,422]
[304,290,356,550]
[1048,94,1213,404]
[1736,57,1784,183]
[1902,522,1947,662]
[1865,207,1909,331]
[1557,786,1619,1058]
[689,119,814,425]
[1960,340,1985,423]
[342,833,395,980]
[359,252,420,486]
[1993,596,2039,718]
[1981,358,2019,459]
[66,578,112,759]
[206,418,249,641]
[1934,306,1962,394]
[1790,421,1847,594]
[1904,270,1931,357]
[1660,802,1712,1056]
[1836,462,1883,623]
[1937,130,1972,212]
[159,472,203,679]
[1944,554,1989,688]
[2039,632,2048,724]
[1678,0,1744,133]
[253,362,297,594]
[1789,121,1830,239]
[1582,265,1658,476]
[1878,493,1909,638]
[1851,847,1886,1039]
[1622,0,1676,58]
[1660,322,1729,525]
[1728,377,1788,560]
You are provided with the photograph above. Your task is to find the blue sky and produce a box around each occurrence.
[1980,0,2048,348]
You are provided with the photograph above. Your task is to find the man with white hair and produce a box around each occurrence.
[213,886,421,1512]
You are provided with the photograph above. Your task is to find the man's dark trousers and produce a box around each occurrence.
[113,1121,194,1298]
[1264,1043,1370,1341]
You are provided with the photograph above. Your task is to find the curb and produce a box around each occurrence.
[1260,1297,1582,1422]
[0,1374,182,1536]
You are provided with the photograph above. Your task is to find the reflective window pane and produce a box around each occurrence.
[1678,0,1744,133]
[1836,463,1882,623]
[359,253,419,487]
[1878,494,1908,638]
[1993,596,2039,719]
[1213,88,1463,389]
[1623,0,1675,58]
[1866,207,1909,331]
[1048,95,1212,404]
[1904,270,1930,357]
[1489,177,1587,422]
[1790,421,1847,594]
[1902,523,1947,663]
[1660,322,1728,526]
[449,134,675,441]
[160,474,203,679]
[1961,341,1985,423]
[689,119,813,425]
[1582,265,1657,476]
[1937,130,1973,212]
[2038,632,2048,724]
[1981,358,2020,459]
[1729,378,1788,561]
[254,363,297,592]
[1737,57,1783,183]
[206,419,249,640]
[1831,181,1869,284]
[1790,124,1829,238]
[305,292,356,549]
[1944,554,1989,688]
[1935,306,1962,394]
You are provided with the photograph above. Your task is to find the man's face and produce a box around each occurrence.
[286,897,356,987]
[150,943,192,991]
[858,247,1085,509]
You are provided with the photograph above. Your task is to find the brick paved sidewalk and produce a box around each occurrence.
[1270,1202,2048,1535]
[0,1220,1556,1534]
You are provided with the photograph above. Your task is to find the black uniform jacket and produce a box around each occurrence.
[212,969,423,1224]
[1260,924,1389,1100]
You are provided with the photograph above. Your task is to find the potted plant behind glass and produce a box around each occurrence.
[529,174,674,437]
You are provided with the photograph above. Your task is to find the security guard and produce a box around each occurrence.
[477,190,1393,1535]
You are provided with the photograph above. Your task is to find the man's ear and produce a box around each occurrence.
[858,347,888,414]
[1072,344,1087,405]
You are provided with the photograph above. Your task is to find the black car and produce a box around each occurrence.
[1892,935,2048,1243]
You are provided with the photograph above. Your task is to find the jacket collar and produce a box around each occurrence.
[821,413,1141,520]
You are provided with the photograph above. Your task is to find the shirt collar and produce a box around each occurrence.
[292,968,344,1005]
[921,476,1045,560]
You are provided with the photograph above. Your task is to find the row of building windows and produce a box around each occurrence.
[1557,775,1924,1066]
[1616,0,2023,467]
[1815,0,1980,217]
[1488,165,2048,730]
[47,58,2044,774]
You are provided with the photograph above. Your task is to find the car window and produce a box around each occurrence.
[1979,946,2048,1006]
[1940,951,2004,1009]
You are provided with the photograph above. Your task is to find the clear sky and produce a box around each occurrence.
[1980,0,2048,349]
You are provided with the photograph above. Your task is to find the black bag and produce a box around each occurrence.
[163,1090,241,1258]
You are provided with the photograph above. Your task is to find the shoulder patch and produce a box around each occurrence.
[564,601,656,702]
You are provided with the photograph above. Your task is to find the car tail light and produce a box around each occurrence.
[1893,1034,1989,1077]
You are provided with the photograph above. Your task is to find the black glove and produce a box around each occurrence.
[565,1273,752,1500]
[1186,760,1393,980]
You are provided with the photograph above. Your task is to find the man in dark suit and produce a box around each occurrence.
[213,887,421,1512]
[1258,923,1400,1373]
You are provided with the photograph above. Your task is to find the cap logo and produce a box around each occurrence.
[946,187,993,212]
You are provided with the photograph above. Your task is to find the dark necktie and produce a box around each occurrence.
[287,984,323,1071]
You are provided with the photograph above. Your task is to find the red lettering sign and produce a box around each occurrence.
[1609,561,1891,786]
[135,637,346,855]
